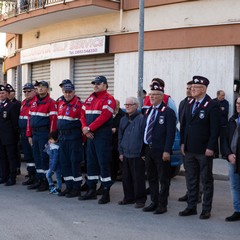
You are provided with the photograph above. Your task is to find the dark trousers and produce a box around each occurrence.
[86,131,112,189]
[122,156,146,204]
[32,131,49,180]
[0,142,17,181]
[59,139,83,190]
[184,152,214,212]
[20,131,35,175]
[145,146,171,207]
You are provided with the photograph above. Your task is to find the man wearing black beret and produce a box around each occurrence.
[179,75,220,219]
[143,83,176,214]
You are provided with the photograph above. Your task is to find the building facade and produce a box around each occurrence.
[0,0,240,113]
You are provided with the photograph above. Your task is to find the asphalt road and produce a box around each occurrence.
[0,162,239,240]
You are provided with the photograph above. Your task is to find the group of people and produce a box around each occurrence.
[0,74,239,222]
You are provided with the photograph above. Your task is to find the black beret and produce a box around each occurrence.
[192,76,209,86]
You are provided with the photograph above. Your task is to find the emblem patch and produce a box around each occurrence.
[159,116,164,124]
[3,111,7,118]
[199,110,205,119]
[108,100,112,105]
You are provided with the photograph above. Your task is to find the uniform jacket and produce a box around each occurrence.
[118,111,145,158]
[26,94,57,137]
[0,99,20,145]
[222,113,240,174]
[180,94,220,154]
[81,90,116,133]
[18,97,36,131]
[178,97,192,125]
[57,95,83,140]
[144,102,176,154]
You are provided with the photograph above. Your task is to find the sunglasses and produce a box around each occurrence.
[23,90,32,93]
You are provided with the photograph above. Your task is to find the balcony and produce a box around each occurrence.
[0,0,120,34]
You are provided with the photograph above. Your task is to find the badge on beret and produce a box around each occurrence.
[159,116,164,124]
[199,110,205,119]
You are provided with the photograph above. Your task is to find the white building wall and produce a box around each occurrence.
[50,58,73,100]
[115,46,235,115]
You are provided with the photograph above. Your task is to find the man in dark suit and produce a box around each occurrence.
[142,83,176,214]
[0,85,20,186]
[179,76,220,219]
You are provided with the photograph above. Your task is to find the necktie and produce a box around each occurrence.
[146,108,156,144]
[192,101,200,114]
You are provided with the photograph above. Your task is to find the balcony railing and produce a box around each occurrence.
[0,0,120,21]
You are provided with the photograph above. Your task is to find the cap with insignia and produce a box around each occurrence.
[192,76,209,86]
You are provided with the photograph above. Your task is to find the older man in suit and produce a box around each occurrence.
[142,83,176,214]
[179,76,220,219]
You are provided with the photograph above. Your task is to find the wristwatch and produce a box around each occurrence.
[87,127,91,132]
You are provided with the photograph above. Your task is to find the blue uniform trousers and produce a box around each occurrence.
[86,130,112,189]
[20,130,35,175]
[32,130,49,180]
[59,139,83,190]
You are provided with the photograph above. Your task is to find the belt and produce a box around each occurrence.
[32,126,49,132]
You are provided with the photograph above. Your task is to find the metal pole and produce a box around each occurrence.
[138,0,144,108]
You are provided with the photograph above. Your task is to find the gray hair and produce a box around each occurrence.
[126,97,139,108]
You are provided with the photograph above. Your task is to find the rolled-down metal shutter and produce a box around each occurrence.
[74,55,114,101]
[31,61,50,85]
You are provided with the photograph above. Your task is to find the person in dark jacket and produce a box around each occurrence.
[142,83,176,214]
[118,97,146,208]
[222,96,240,222]
[179,76,220,220]
[213,90,229,158]
[0,85,20,186]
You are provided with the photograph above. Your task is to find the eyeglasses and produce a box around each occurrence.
[124,104,136,107]
[23,90,32,93]
[64,91,73,94]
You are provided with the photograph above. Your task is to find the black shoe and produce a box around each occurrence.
[80,182,88,192]
[225,212,240,222]
[96,184,104,195]
[78,189,97,200]
[143,202,158,212]
[154,206,167,214]
[5,179,16,186]
[179,208,197,216]
[118,200,135,205]
[65,189,81,198]
[27,181,41,190]
[22,176,35,186]
[178,194,188,202]
[36,181,49,192]
[199,211,211,220]
[58,188,72,197]
[98,188,110,204]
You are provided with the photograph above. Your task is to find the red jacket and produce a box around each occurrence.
[81,90,116,132]
[26,94,57,137]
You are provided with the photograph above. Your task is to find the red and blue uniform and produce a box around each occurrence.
[19,97,36,176]
[26,94,57,181]
[57,95,83,191]
[81,90,116,189]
